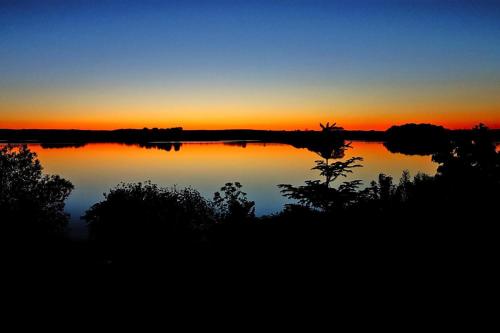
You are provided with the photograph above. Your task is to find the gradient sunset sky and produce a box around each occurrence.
[1,0,499,130]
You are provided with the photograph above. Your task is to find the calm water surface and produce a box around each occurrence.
[23,141,438,237]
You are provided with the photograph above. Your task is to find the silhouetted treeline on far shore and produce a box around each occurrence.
[2,123,498,156]
[0,127,362,144]
[0,123,498,273]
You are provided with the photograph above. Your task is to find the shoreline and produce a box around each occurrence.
[1,127,499,147]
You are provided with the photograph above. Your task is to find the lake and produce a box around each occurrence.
[20,141,438,237]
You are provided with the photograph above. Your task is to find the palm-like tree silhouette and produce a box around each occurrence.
[319,122,344,132]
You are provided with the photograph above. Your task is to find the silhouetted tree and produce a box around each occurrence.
[279,123,363,212]
[0,144,73,239]
[361,174,396,207]
[384,123,449,155]
[433,123,499,182]
[359,170,437,215]
[84,182,215,261]
[279,157,363,212]
[320,122,344,132]
[431,123,500,215]
[396,170,412,202]
[212,182,255,223]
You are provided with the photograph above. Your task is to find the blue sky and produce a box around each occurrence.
[1,0,500,129]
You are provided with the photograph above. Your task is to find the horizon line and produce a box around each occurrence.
[1,124,499,132]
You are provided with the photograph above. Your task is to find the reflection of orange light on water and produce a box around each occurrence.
[345,141,437,180]
[2,105,499,131]
[27,143,322,187]
[29,142,317,167]
[23,142,438,189]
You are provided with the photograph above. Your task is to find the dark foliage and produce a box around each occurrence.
[212,182,255,223]
[83,182,215,263]
[432,123,500,215]
[0,144,73,240]
[279,129,363,212]
[279,156,363,212]
[384,123,449,155]
[1,124,498,276]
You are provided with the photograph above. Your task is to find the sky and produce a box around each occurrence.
[1,0,500,130]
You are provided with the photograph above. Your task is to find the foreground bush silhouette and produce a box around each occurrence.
[0,144,73,240]
[433,123,499,213]
[83,182,215,263]
[212,182,255,223]
[83,181,257,263]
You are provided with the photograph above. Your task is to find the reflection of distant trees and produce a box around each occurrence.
[383,141,442,156]
[223,141,248,148]
[138,142,183,152]
[290,125,346,159]
[40,143,87,149]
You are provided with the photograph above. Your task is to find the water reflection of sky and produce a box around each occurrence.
[25,142,437,237]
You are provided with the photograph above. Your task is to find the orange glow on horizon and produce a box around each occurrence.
[2,78,499,131]
[2,92,499,130]
[2,118,498,131]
